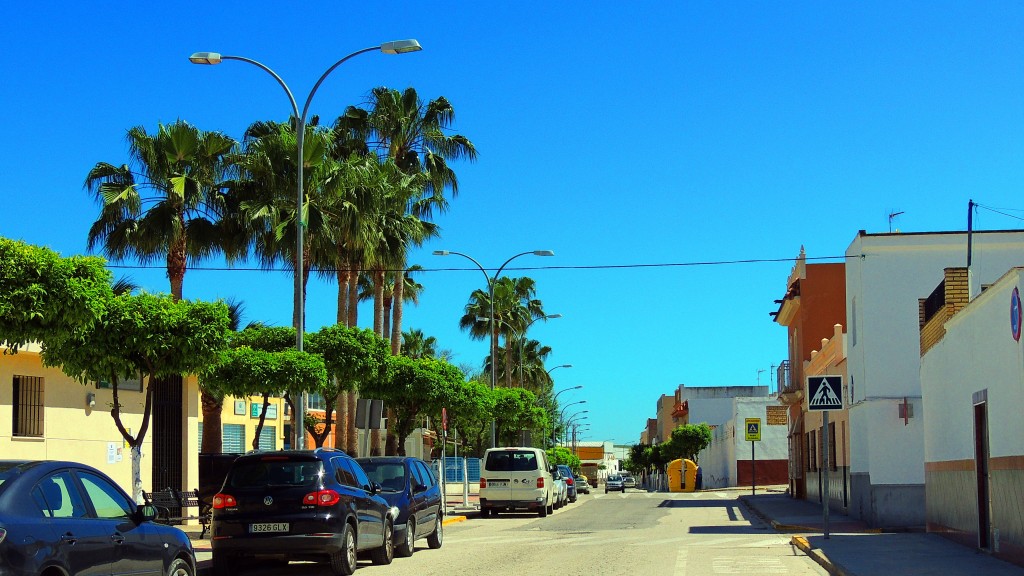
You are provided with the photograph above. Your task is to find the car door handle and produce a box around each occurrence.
[60,533,78,546]
[110,534,125,545]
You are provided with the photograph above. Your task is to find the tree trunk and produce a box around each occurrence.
[335,261,349,452]
[200,389,222,453]
[167,223,187,301]
[251,393,271,450]
[390,269,405,355]
[345,390,358,455]
[373,269,385,337]
[345,259,359,455]
[382,295,393,341]
[504,343,515,387]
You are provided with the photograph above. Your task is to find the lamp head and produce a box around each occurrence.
[189,52,222,65]
[547,313,563,319]
[432,250,450,256]
[533,250,555,257]
[380,39,422,54]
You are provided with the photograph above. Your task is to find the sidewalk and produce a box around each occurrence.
[739,492,1023,576]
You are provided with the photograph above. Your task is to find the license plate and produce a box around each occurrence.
[250,523,289,533]
[489,481,508,488]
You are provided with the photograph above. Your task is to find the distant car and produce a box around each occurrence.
[620,472,637,490]
[212,448,397,576]
[479,447,554,517]
[557,464,578,502]
[575,474,591,494]
[552,467,568,509]
[0,460,196,576]
[605,473,624,493]
[356,456,444,557]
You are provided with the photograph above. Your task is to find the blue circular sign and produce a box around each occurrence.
[1011,287,1022,342]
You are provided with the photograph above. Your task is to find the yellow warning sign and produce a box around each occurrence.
[745,418,761,442]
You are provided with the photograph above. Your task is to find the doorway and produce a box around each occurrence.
[973,400,991,550]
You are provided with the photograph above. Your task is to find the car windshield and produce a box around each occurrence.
[359,462,407,493]
[608,475,622,481]
[226,459,322,489]
[485,451,538,472]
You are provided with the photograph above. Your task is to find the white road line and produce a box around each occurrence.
[675,547,689,575]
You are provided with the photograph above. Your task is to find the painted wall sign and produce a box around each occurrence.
[1011,286,1021,342]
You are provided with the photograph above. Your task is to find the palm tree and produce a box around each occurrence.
[401,328,438,359]
[460,276,547,387]
[357,266,425,342]
[85,120,236,301]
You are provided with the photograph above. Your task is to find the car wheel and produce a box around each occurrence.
[604,488,608,494]
[427,513,443,549]
[212,553,234,576]
[396,519,415,557]
[370,520,395,565]
[330,523,357,576]
[168,557,194,576]
[491,509,499,517]
[539,500,548,517]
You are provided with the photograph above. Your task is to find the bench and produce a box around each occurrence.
[143,488,211,539]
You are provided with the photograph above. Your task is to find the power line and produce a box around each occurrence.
[103,254,854,273]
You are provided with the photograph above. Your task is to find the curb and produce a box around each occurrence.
[442,515,467,525]
[791,535,846,576]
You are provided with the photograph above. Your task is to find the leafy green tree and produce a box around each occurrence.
[547,446,581,470]
[306,325,389,449]
[449,377,494,456]
[360,356,465,456]
[629,443,652,475]
[84,120,236,301]
[664,423,714,463]
[0,238,112,351]
[43,293,230,502]
[202,347,326,450]
[492,387,547,446]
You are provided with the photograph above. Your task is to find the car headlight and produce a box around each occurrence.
[389,506,400,520]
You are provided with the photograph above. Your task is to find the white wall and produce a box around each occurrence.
[697,397,787,487]
[922,269,1024,463]
[845,231,1024,483]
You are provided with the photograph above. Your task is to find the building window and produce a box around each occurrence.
[223,424,245,453]
[96,371,143,392]
[13,375,44,437]
[258,426,276,451]
[307,392,326,411]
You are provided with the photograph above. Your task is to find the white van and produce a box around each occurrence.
[479,447,554,517]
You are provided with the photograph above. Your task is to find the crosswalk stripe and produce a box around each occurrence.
[675,547,689,575]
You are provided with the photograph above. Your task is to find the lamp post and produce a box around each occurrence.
[552,385,582,445]
[433,249,555,448]
[565,413,589,447]
[191,40,422,449]
[562,406,588,445]
[517,314,561,389]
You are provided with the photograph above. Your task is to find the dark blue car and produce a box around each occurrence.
[356,457,444,557]
[556,464,578,503]
[0,460,196,576]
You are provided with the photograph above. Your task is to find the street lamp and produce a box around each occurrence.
[552,386,582,445]
[518,314,561,389]
[191,40,422,449]
[565,413,589,447]
[433,249,555,448]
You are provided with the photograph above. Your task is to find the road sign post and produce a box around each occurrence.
[745,418,761,496]
[807,376,844,540]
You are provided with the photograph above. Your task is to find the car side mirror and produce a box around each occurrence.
[137,504,158,523]
[413,483,428,494]
[370,482,382,495]
[549,465,557,475]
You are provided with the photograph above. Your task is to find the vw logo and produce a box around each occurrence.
[264,496,274,506]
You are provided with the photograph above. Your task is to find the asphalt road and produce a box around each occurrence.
[228,490,829,576]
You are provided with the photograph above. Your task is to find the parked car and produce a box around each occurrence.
[0,459,196,576]
[479,447,554,517]
[356,456,443,557]
[620,472,637,490]
[605,473,625,493]
[211,448,397,575]
[557,464,578,502]
[552,467,568,509]
[575,474,591,494]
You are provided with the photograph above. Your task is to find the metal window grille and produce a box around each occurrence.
[13,375,44,437]
[258,426,276,450]
[223,424,245,453]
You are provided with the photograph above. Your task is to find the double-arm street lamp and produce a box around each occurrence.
[191,40,422,449]
[551,385,582,445]
[433,249,554,448]
[565,412,589,446]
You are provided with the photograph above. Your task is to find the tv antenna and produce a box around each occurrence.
[888,210,904,233]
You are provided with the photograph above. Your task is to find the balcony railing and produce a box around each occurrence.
[777,360,793,393]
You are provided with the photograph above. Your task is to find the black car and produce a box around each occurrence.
[0,460,196,576]
[211,448,396,576]
[356,456,444,557]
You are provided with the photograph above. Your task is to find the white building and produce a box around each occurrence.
[699,397,788,488]
[844,229,1024,527]
[920,267,1024,565]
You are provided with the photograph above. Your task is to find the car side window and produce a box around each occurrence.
[409,462,428,488]
[78,471,133,520]
[346,460,373,492]
[417,462,436,488]
[332,458,358,488]
[35,471,88,519]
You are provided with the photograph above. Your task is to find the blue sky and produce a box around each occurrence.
[4,2,1023,447]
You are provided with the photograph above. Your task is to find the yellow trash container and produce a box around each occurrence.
[667,459,699,492]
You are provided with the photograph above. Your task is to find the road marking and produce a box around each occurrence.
[711,556,787,574]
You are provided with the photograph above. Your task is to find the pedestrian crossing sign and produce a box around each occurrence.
[807,376,844,411]
[745,418,761,442]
